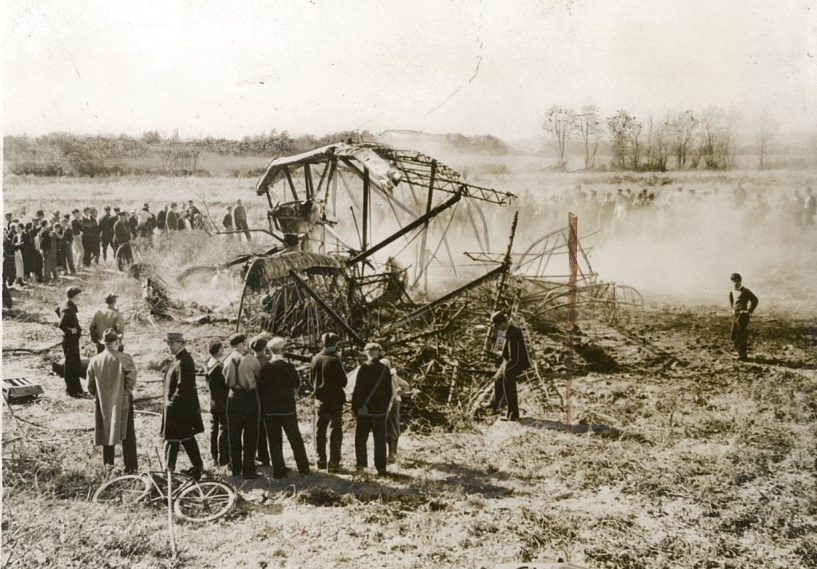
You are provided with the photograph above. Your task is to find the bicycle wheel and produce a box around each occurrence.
[92,475,151,505]
[174,480,236,522]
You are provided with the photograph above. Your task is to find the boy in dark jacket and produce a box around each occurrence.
[258,337,310,478]
[310,332,347,472]
[352,342,392,476]
[204,340,229,467]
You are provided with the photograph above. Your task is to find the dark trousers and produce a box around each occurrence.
[101,236,112,261]
[264,414,310,477]
[355,414,388,472]
[210,412,229,466]
[164,437,204,472]
[102,399,138,471]
[62,246,76,275]
[62,338,83,395]
[731,312,751,357]
[226,399,259,476]
[493,369,520,420]
[257,416,271,465]
[315,409,343,468]
[114,243,133,270]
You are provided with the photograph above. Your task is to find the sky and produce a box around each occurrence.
[2,0,815,141]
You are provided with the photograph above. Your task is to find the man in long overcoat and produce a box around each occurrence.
[87,329,138,472]
[161,331,205,479]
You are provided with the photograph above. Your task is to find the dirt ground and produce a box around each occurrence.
[2,171,817,568]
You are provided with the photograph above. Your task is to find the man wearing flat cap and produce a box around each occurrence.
[222,333,260,479]
[87,328,138,473]
[258,336,310,478]
[489,312,531,422]
[56,286,87,397]
[89,293,126,354]
[352,342,392,476]
[310,332,347,472]
[161,332,205,480]
[99,206,114,262]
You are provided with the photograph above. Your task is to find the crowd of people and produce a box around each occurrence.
[533,184,817,239]
[2,198,253,290]
[55,286,427,480]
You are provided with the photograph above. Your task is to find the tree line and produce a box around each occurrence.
[542,105,785,171]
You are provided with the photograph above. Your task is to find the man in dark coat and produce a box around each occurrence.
[351,342,392,476]
[233,199,251,241]
[39,220,58,283]
[222,206,234,239]
[310,332,347,472]
[161,332,205,479]
[99,206,114,262]
[729,273,759,361]
[258,337,310,479]
[112,212,132,268]
[56,287,87,397]
[60,215,76,275]
[490,311,531,422]
[204,340,230,467]
[166,204,179,234]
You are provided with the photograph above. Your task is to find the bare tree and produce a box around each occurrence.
[753,111,776,169]
[542,105,576,169]
[607,110,642,170]
[666,110,698,168]
[574,104,605,169]
[698,107,740,170]
[644,116,670,171]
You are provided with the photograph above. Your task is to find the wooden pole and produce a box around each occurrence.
[362,167,370,252]
[484,211,519,352]
[416,160,437,291]
[565,213,578,425]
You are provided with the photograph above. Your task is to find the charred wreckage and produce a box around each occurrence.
[140,143,643,426]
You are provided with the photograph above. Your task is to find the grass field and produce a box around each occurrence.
[2,165,817,568]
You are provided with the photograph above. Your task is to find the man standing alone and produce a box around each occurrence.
[490,312,531,422]
[729,273,759,361]
[161,332,205,479]
[56,287,87,398]
[87,329,138,473]
[310,332,347,472]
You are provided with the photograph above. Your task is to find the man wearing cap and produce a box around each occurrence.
[204,340,229,467]
[310,332,347,472]
[250,336,272,467]
[99,206,114,262]
[87,329,138,473]
[56,287,87,397]
[223,333,260,479]
[39,220,58,284]
[729,273,759,361]
[81,207,98,267]
[89,293,126,354]
[490,312,531,422]
[352,342,392,476]
[113,212,132,268]
[161,332,205,480]
[258,337,310,479]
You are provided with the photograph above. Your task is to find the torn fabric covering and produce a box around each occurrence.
[244,251,344,289]
[255,143,402,195]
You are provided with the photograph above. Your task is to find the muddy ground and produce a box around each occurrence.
[2,254,815,568]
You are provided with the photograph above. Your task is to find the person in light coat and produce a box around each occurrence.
[381,357,410,464]
[87,328,138,473]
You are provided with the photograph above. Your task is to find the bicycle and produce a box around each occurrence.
[92,469,237,523]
